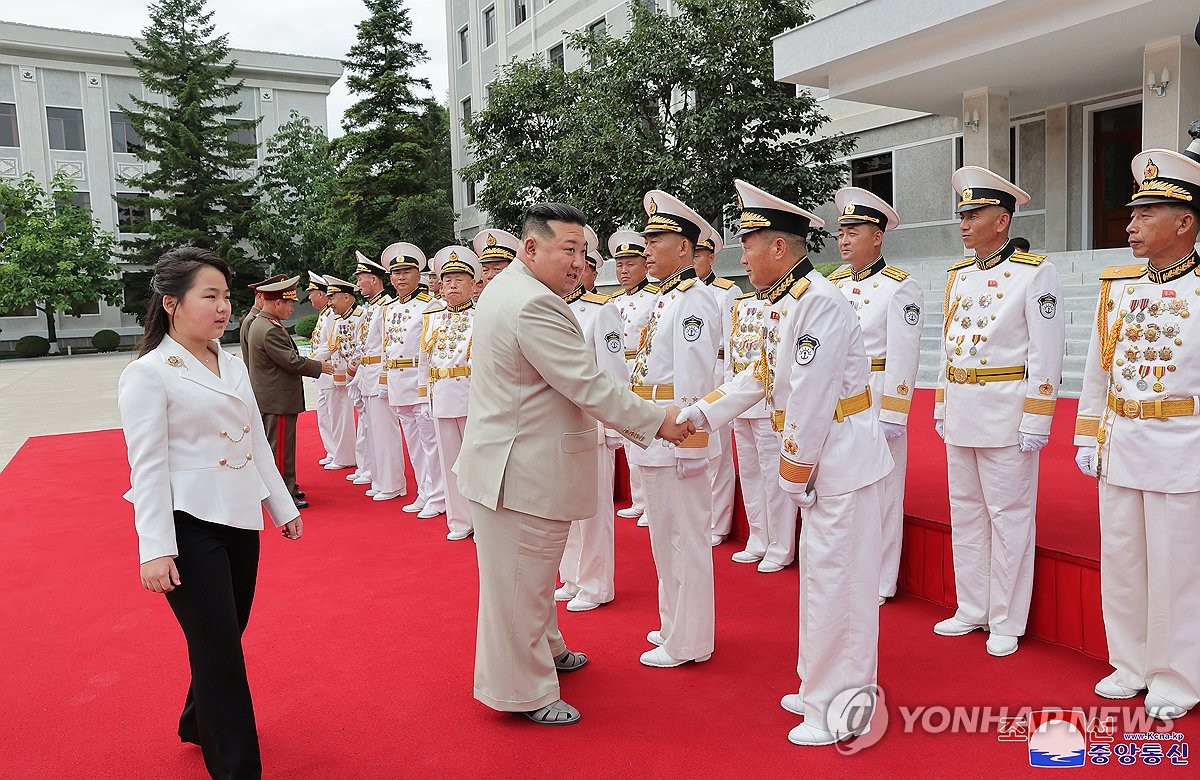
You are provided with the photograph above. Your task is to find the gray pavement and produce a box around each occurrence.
[0,348,319,470]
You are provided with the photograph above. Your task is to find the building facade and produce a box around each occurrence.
[0,21,342,349]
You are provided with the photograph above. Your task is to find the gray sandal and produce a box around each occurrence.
[522,699,580,725]
[554,649,588,673]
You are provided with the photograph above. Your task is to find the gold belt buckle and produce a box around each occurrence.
[952,367,969,384]
[1122,399,1140,419]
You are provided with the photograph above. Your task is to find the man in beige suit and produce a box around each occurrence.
[456,202,695,726]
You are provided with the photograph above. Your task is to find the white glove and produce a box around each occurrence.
[935,419,944,440]
[415,403,432,421]
[676,458,708,479]
[605,436,623,452]
[675,405,709,429]
[1075,446,1098,477]
[1018,432,1049,453]
[377,385,389,403]
[881,421,906,441]
[789,490,816,509]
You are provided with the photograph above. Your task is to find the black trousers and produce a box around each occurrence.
[165,511,262,780]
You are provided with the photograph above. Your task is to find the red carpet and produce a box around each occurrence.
[0,417,1181,777]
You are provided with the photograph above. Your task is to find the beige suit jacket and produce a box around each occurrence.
[455,260,665,521]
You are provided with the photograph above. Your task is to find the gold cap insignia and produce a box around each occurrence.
[620,243,630,252]
[648,197,658,215]
[1144,159,1159,181]
[449,251,459,261]
[843,204,855,215]
[486,233,497,247]
[962,188,973,201]
[167,355,184,367]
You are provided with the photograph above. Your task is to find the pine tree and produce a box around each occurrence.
[118,0,262,316]
[331,0,455,260]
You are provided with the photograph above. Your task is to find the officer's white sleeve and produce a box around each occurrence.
[777,294,851,495]
[674,288,721,460]
[1020,261,1066,436]
[881,277,923,426]
[935,270,956,423]
[1074,286,1109,447]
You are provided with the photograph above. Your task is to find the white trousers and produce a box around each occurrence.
[732,417,797,566]
[709,425,737,537]
[641,464,714,660]
[560,446,616,604]
[1100,482,1200,709]
[628,462,646,513]
[435,416,471,534]
[879,432,909,598]
[945,444,1038,637]
[353,394,371,479]
[364,393,406,495]
[326,387,357,468]
[394,403,445,507]
[795,478,884,732]
[315,385,335,459]
[471,502,570,712]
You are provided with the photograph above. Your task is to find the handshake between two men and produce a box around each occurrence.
[656,404,698,445]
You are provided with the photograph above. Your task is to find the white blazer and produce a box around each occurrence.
[118,334,299,563]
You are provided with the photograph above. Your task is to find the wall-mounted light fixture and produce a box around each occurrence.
[1147,68,1170,98]
[963,109,980,133]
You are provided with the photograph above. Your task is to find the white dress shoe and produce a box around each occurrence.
[1145,693,1188,721]
[352,475,373,485]
[639,646,710,668]
[933,617,986,636]
[731,550,763,564]
[566,596,602,612]
[365,488,379,497]
[986,634,1019,657]
[710,534,726,546]
[446,530,473,541]
[636,517,649,527]
[787,722,868,746]
[345,471,361,481]
[780,693,804,715]
[1094,673,1143,700]
[878,595,887,606]
[554,586,578,602]
[324,462,352,470]
[401,498,427,513]
[646,630,664,646]
[372,489,406,501]
[616,505,643,518]
[417,506,445,519]
[757,561,786,574]
[319,456,332,465]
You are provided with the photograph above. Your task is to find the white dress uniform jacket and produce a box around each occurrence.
[703,274,741,538]
[353,292,394,399]
[610,278,659,374]
[119,335,299,563]
[419,301,475,419]
[312,306,335,392]
[382,288,436,405]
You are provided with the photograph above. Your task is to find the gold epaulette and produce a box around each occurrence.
[882,266,910,281]
[827,266,852,281]
[423,303,447,315]
[736,290,755,300]
[416,291,433,302]
[352,305,365,316]
[645,283,661,294]
[608,288,627,298]
[581,292,609,304]
[712,277,736,290]
[789,278,811,299]
[1099,264,1149,280]
[1009,251,1047,266]
[948,259,974,272]
[677,278,698,292]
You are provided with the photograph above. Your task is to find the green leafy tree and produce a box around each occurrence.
[331,0,455,262]
[250,111,344,278]
[463,0,856,247]
[0,172,120,351]
[118,0,262,318]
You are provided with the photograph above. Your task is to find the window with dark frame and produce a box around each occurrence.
[850,152,893,205]
[461,96,472,127]
[1,304,38,317]
[110,111,144,154]
[116,192,152,232]
[513,0,529,26]
[225,119,257,147]
[549,43,565,71]
[483,6,496,47]
[0,102,18,147]
[465,179,476,206]
[47,107,86,151]
[68,299,101,316]
[587,18,607,39]
[56,191,91,214]
[459,27,470,64]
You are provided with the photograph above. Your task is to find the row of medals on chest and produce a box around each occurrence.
[435,312,470,358]
[733,304,774,364]
[953,291,1000,353]
[1114,296,1189,392]
[385,306,417,348]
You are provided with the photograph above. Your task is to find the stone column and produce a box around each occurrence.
[1142,36,1200,151]
[1044,104,1069,253]
[962,87,1010,175]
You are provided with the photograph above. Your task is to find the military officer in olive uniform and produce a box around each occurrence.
[608,229,659,525]
[1075,142,1200,721]
[828,187,924,603]
[933,167,1066,657]
[244,276,332,508]
[239,274,285,363]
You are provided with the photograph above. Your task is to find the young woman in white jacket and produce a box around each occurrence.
[118,246,302,779]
